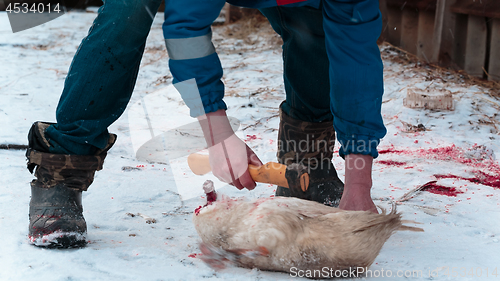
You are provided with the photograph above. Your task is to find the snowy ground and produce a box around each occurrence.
[1,10,500,281]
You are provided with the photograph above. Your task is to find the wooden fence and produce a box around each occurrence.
[1,0,498,82]
[383,0,500,81]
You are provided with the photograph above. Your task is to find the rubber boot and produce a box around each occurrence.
[26,122,116,248]
[276,106,344,206]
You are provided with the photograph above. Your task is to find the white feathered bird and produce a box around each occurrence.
[193,183,423,275]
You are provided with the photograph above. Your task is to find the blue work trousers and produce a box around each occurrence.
[45,0,163,155]
[261,2,386,157]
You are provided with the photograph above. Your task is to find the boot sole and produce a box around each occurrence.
[29,231,87,248]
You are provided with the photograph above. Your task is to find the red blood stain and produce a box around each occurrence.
[378,160,406,166]
[378,145,500,190]
[194,205,203,216]
[378,147,405,154]
[418,145,463,162]
[206,190,217,203]
[188,253,199,258]
[195,187,218,215]
[245,134,260,141]
[247,197,273,214]
[434,172,500,189]
[415,145,499,171]
[423,182,464,197]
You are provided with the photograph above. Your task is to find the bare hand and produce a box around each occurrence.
[208,134,262,190]
[198,110,263,190]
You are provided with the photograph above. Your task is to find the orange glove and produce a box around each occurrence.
[198,110,263,190]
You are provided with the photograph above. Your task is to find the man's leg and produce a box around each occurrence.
[261,5,331,123]
[341,154,377,213]
[260,5,344,206]
[45,0,163,155]
[322,0,387,213]
[27,0,163,248]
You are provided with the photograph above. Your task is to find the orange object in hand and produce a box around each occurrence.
[187,153,309,192]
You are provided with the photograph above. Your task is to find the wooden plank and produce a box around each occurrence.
[378,0,389,43]
[158,0,165,12]
[464,15,488,77]
[387,6,402,46]
[453,13,468,69]
[438,0,458,65]
[417,10,435,62]
[431,0,446,62]
[400,8,419,55]
[225,3,231,24]
[488,19,500,81]
[387,0,437,11]
[450,0,500,19]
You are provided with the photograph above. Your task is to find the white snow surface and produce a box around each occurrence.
[1,11,500,281]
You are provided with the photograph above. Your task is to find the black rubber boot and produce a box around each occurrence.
[29,182,87,248]
[276,105,344,207]
[26,122,115,248]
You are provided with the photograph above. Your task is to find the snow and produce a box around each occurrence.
[1,10,500,281]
